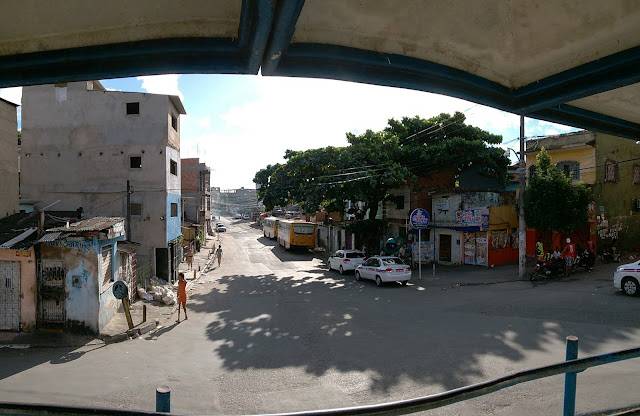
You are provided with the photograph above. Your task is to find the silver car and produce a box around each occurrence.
[355,256,411,287]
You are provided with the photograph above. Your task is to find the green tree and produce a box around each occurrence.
[253,113,509,217]
[524,148,590,233]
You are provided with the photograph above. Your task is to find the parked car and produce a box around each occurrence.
[216,224,227,232]
[355,256,411,287]
[242,214,250,220]
[328,250,366,274]
[234,213,242,219]
[614,261,640,296]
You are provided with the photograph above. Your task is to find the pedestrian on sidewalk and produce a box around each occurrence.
[177,272,188,322]
[216,244,223,267]
[186,247,194,270]
[562,238,577,276]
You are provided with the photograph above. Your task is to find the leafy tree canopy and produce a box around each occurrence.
[253,113,509,218]
[524,148,590,233]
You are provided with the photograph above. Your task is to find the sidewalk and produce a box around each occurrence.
[100,235,217,342]
[412,261,618,288]
[0,331,102,348]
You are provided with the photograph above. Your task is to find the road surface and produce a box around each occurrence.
[1,219,639,415]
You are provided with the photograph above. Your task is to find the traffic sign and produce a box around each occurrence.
[112,280,129,300]
[410,208,430,229]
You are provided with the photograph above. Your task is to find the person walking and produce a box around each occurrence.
[177,272,188,322]
[185,247,194,270]
[216,244,223,267]
[562,238,577,276]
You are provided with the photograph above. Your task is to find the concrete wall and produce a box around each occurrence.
[42,237,123,333]
[384,187,410,220]
[41,243,100,332]
[594,133,640,218]
[433,229,462,265]
[21,82,183,273]
[0,100,18,218]
[181,158,201,223]
[0,247,37,330]
[98,242,119,331]
[166,192,182,242]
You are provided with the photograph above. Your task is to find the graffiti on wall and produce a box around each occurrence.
[456,208,490,230]
[596,215,624,240]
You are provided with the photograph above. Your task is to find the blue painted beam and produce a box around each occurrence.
[274,43,516,112]
[240,0,275,74]
[514,45,640,114]
[261,0,306,75]
[531,105,640,140]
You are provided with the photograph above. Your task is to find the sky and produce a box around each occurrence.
[0,75,577,189]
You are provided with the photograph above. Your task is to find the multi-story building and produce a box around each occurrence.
[525,130,640,252]
[0,97,19,218]
[21,81,186,281]
[181,158,211,233]
[210,186,221,218]
[217,187,261,217]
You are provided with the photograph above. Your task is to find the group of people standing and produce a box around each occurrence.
[535,237,595,275]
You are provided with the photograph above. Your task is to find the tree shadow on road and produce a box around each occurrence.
[184,271,640,394]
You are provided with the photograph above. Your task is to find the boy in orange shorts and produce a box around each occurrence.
[177,272,188,322]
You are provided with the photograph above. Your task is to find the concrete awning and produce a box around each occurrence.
[2,1,640,138]
[261,0,640,138]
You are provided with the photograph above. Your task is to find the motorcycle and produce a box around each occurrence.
[601,247,620,263]
[574,249,595,272]
[529,257,564,281]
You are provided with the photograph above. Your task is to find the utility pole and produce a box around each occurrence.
[126,180,132,241]
[518,115,526,279]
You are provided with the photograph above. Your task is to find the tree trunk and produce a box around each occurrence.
[368,200,379,220]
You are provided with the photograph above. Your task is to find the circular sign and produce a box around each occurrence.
[112,280,129,300]
[410,208,430,229]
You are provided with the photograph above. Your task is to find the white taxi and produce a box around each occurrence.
[328,250,366,274]
[614,261,640,296]
[355,256,411,287]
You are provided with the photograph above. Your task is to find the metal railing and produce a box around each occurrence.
[1,337,639,416]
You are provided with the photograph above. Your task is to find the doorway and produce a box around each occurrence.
[439,234,452,262]
[0,261,20,330]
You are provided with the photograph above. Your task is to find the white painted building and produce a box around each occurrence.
[21,81,186,281]
[0,97,19,219]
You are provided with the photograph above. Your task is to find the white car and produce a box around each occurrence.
[216,224,227,232]
[328,250,366,274]
[614,261,640,296]
[355,256,411,287]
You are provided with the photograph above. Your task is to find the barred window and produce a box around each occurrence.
[556,161,580,181]
[604,160,618,183]
[633,165,640,185]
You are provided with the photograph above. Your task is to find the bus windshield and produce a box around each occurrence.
[293,224,314,234]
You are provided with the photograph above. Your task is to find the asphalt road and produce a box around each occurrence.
[1,219,639,415]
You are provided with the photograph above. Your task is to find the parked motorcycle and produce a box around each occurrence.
[529,257,564,281]
[601,247,620,263]
[574,249,595,272]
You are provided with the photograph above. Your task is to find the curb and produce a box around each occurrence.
[101,321,157,344]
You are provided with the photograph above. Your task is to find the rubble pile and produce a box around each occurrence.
[137,277,177,305]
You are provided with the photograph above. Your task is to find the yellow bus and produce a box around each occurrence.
[277,219,316,249]
[262,216,279,239]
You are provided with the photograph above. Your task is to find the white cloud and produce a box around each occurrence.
[197,116,212,129]
[136,74,183,99]
[0,87,22,105]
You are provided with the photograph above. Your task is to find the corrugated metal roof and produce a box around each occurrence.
[37,232,63,243]
[47,217,125,233]
[0,228,37,248]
